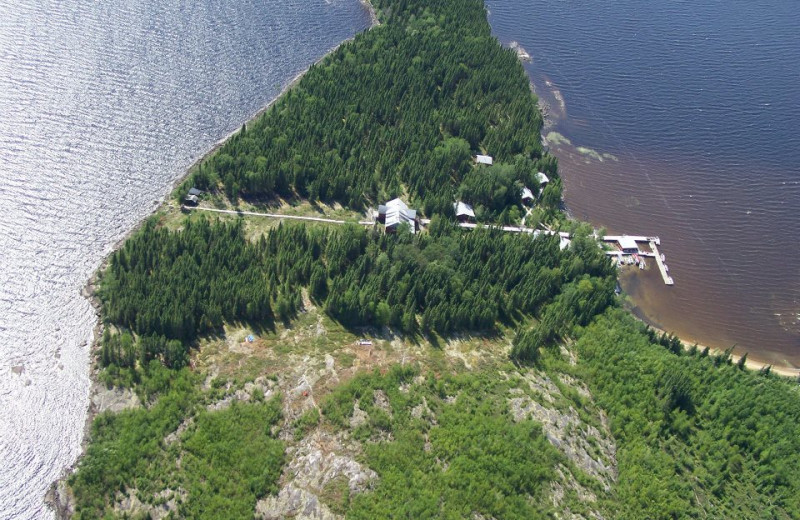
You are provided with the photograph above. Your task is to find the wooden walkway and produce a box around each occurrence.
[457,222,538,234]
[650,241,674,285]
[186,205,673,285]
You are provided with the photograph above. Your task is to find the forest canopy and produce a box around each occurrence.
[186,0,558,220]
[97,218,614,373]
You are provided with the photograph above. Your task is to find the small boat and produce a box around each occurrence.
[639,260,646,270]
[661,253,666,262]
[664,264,669,272]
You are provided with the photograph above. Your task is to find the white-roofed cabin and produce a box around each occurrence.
[521,186,535,204]
[379,198,418,233]
[535,171,550,186]
[453,201,476,222]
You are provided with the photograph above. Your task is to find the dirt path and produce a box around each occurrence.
[184,205,373,226]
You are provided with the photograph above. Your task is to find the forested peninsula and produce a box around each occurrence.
[53,0,800,518]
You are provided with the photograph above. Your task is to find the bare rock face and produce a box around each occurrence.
[508,370,617,492]
[45,479,75,519]
[91,386,140,414]
[373,389,392,416]
[256,485,340,520]
[207,377,276,411]
[289,438,377,494]
[113,488,186,520]
[349,400,368,429]
[255,430,377,520]
[411,396,436,425]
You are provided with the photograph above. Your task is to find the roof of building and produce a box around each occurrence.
[476,155,493,165]
[188,187,203,196]
[385,209,417,229]
[382,198,417,232]
[521,186,534,200]
[618,236,639,250]
[386,197,408,209]
[453,201,475,218]
[379,198,409,215]
[185,194,198,203]
[535,172,550,185]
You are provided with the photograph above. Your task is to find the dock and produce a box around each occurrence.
[649,241,674,285]
[603,235,660,246]
[602,234,674,286]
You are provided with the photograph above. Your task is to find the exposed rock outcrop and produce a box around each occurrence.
[256,430,377,519]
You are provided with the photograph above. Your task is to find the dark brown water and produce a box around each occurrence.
[487,0,800,368]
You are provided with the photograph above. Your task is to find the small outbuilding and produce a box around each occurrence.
[184,187,202,206]
[453,201,475,222]
[618,236,639,254]
[535,172,550,186]
[521,186,535,204]
[475,154,493,165]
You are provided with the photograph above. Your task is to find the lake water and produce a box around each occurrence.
[0,0,371,517]
[487,0,800,369]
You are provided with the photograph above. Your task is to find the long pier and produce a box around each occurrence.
[649,241,674,285]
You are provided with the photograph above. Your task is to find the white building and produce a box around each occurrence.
[378,198,418,233]
[535,171,550,186]
[618,236,639,254]
[521,186,535,204]
[475,154,493,165]
[453,201,475,222]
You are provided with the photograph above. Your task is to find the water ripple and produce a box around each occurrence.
[488,0,800,364]
[0,0,371,517]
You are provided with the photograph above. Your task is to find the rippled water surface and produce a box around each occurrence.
[0,1,370,517]
[488,0,800,367]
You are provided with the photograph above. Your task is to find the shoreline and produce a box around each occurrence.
[636,315,800,379]
[44,2,380,516]
[522,64,799,379]
[621,299,800,379]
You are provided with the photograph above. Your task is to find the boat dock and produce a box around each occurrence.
[602,234,674,286]
[649,241,674,285]
[603,235,660,246]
